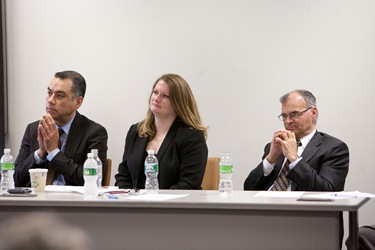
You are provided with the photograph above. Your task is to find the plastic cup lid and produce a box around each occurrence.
[29,168,48,173]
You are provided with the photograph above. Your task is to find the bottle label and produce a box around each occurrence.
[145,163,158,173]
[1,163,14,171]
[220,164,233,173]
[84,168,97,176]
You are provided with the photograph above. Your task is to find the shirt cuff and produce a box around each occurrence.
[289,157,303,170]
[263,158,275,176]
[34,151,47,165]
[46,148,60,162]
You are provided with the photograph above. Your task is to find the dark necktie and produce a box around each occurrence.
[271,140,301,191]
[46,128,64,185]
[58,128,64,148]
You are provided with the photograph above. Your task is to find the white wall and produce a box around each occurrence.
[5,0,375,241]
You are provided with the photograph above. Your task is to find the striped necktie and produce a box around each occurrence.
[270,140,301,191]
[271,160,290,191]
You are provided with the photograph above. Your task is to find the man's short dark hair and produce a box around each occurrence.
[54,70,86,98]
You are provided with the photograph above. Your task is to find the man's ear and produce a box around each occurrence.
[75,96,84,109]
[311,106,318,119]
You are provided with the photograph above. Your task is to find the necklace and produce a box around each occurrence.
[154,133,166,142]
[154,137,165,142]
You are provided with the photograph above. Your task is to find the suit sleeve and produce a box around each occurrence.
[244,143,274,190]
[114,125,135,189]
[14,123,45,187]
[170,129,208,190]
[288,139,349,191]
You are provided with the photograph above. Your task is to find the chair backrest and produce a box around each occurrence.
[201,157,220,190]
[346,224,375,249]
[102,158,112,186]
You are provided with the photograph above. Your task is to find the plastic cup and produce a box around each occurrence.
[28,169,48,193]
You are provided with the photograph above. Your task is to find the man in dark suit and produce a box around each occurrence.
[243,89,349,248]
[14,70,108,186]
[244,89,349,191]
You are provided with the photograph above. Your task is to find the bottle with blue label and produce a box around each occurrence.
[219,151,233,194]
[144,150,159,193]
[1,148,15,194]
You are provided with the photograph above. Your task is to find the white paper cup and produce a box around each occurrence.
[29,169,48,193]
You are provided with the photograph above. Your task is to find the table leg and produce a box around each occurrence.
[348,211,359,250]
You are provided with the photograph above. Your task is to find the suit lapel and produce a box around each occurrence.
[133,136,148,188]
[291,131,321,190]
[63,112,84,158]
[156,118,180,162]
[300,131,321,162]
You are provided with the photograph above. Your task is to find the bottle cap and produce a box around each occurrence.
[148,150,155,155]
[87,153,94,158]
[91,149,98,154]
[4,148,10,154]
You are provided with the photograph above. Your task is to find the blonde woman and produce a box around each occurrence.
[115,74,208,189]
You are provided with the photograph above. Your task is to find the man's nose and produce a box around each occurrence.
[47,95,55,103]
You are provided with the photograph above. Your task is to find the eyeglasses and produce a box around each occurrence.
[278,107,312,121]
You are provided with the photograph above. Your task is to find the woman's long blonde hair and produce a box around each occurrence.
[138,74,207,139]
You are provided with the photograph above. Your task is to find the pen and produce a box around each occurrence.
[331,193,358,198]
[104,194,119,200]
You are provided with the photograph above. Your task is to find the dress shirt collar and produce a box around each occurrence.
[298,129,316,149]
[56,112,76,134]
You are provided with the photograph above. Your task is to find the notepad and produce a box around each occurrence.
[254,191,304,198]
[45,185,121,194]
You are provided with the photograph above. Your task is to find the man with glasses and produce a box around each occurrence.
[243,89,349,247]
[244,89,349,191]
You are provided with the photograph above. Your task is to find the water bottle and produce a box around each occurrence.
[219,151,233,194]
[144,150,159,193]
[91,149,102,189]
[83,153,99,198]
[1,148,15,194]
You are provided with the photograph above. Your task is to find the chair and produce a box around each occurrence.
[201,157,220,190]
[346,224,375,250]
[102,158,112,186]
